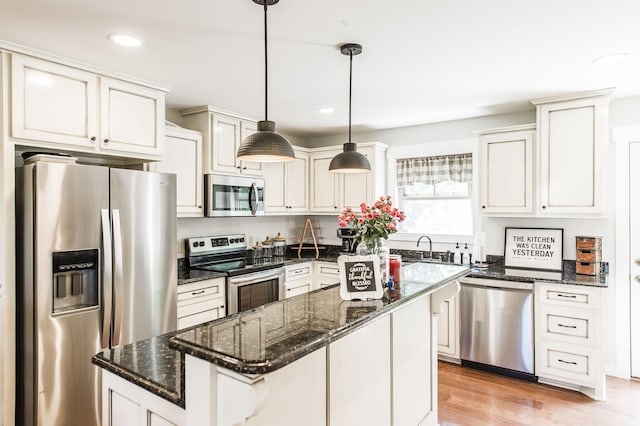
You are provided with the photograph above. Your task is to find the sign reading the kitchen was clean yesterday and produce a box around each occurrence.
[337,255,383,300]
[504,227,564,271]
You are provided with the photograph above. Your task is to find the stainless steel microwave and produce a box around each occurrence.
[205,174,265,217]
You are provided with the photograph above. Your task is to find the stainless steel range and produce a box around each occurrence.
[186,234,285,315]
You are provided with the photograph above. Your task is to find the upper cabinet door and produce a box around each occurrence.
[210,114,241,174]
[309,150,341,213]
[149,126,203,217]
[11,54,98,147]
[239,121,263,175]
[99,77,164,158]
[287,150,309,212]
[535,93,610,216]
[479,127,534,215]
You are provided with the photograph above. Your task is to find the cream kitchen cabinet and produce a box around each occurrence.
[181,106,262,176]
[262,147,308,213]
[437,295,460,361]
[177,278,226,329]
[148,124,203,217]
[10,53,166,160]
[309,142,388,214]
[479,89,612,218]
[478,125,535,216]
[534,282,605,400]
[314,261,340,289]
[532,89,612,216]
[284,262,314,298]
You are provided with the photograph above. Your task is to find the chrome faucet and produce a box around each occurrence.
[416,235,433,260]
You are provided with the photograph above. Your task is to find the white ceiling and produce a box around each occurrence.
[1,0,639,139]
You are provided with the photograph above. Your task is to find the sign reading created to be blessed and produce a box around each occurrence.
[504,227,564,271]
[338,254,383,301]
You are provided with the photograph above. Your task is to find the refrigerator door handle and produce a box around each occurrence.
[100,209,113,349]
[111,209,124,347]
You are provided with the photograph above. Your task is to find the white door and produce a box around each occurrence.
[631,142,640,378]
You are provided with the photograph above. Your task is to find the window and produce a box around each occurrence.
[396,153,473,238]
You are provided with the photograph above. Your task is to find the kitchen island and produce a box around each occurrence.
[93,262,469,426]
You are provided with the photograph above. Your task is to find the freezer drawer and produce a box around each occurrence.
[460,281,534,375]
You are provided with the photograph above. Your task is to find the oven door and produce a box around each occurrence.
[227,267,284,315]
[205,174,265,217]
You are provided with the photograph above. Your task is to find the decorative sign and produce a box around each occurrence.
[337,254,383,300]
[504,227,563,271]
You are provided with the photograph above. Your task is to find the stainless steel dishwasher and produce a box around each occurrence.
[459,277,536,381]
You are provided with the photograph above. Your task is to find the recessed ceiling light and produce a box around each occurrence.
[592,53,628,65]
[318,107,334,114]
[108,33,143,47]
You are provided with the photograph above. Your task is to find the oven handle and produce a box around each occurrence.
[228,268,284,285]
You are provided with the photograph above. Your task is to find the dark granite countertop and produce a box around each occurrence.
[169,263,469,375]
[177,246,343,285]
[94,262,468,406]
[92,332,185,407]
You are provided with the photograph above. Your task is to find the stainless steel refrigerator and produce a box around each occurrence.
[16,160,177,426]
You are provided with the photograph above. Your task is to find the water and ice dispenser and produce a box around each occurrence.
[51,249,99,314]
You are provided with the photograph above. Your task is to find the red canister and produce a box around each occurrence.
[389,255,402,286]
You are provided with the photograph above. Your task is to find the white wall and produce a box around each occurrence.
[309,110,536,147]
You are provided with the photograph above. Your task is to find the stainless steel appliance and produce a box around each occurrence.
[205,174,265,217]
[186,234,284,315]
[337,227,357,253]
[16,160,177,426]
[459,277,536,381]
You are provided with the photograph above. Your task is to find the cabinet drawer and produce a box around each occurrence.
[548,349,589,375]
[536,282,602,310]
[285,281,312,298]
[536,341,600,386]
[547,314,588,339]
[177,278,224,302]
[178,296,225,318]
[538,304,598,347]
[285,263,313,281]
[316,263,339,276]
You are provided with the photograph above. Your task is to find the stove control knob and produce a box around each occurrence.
[192,242,198,248]
[240,237,245,242]
[199,241,205,247]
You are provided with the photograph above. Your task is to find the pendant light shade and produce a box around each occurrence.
[237,0,295,162]
[329,43,370,173]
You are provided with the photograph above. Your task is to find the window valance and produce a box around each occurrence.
[397,153,472,187]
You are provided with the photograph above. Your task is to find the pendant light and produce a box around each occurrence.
[329,43,371,173]
[237,0,295,162]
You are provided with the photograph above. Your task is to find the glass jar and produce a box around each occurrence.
[356,237,390,287]
[272,232,287,257]
[261,236,274,261]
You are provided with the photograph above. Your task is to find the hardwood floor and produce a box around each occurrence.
[438,361,640,425]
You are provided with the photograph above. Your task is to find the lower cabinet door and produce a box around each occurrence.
[329,316,391,426]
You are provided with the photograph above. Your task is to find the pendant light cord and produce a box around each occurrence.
[263,1,269,122]
[348,50,353,144]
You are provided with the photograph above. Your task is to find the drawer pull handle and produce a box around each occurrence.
[557,294,577,299]
[191,290,206,295]
[558,359,578,365]
[557,324,577,329]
